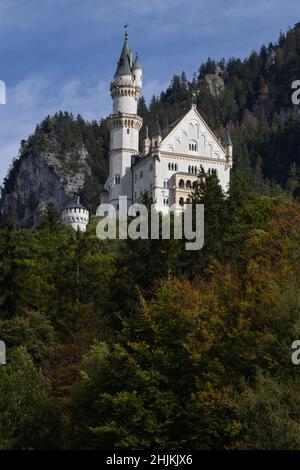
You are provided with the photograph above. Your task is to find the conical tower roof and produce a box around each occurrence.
[222,128,232,146]
[151,116,162,137]
[114,31,133,78]
[133,52,142,70]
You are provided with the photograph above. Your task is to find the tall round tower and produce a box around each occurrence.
[108,29,143,208]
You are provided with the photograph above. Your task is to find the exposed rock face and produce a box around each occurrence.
[0,145,91,228]
[204,74,225,97]
[0,113,109,228]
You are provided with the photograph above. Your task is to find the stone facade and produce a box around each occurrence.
[100,31,232,214]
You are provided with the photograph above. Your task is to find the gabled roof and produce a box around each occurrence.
[160,106,228,157]
[162,112,186,138]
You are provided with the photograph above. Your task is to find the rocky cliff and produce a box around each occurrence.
[0,112,109,228]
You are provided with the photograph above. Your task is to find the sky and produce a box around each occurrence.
[0,0,299,185]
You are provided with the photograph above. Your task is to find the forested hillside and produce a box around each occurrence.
[1,23,300,225]
[0,24,300,450]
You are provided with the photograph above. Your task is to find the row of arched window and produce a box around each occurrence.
[113,88,135,97]
[163,198,169,205]
[188,165,198,174]
[168,163,178,171]
[115,175,121,184]
[189,143,197,151]
[65,216,87,223]
[65,207,87,214]
[179,197,191,206]
[178,179,197,189]
[111,118,135,128]
[163,181,169,189]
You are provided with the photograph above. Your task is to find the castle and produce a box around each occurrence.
[100,29,232,213]
[63,29,232,231]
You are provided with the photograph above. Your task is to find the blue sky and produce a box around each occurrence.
[0,0,299,185]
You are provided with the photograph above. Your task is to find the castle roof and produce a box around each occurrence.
[114,32,132,78]
[151,116,162,137]
[132,52,142,70]
[222,129,232,146]
[161,112,186,138]
[62,197,87,211]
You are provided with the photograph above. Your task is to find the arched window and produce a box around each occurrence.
[179,179,184,188]
[193,181,197,189]
[179,197,184,206]
[175,164,178,171]
[186,180,191,189]
[127,128,130,134]
[186,198,191,204]
[189,142,197,152]
[168,163,171,170]
[115,175,120,184]
[188,165,191,173]
[163,181,167,189]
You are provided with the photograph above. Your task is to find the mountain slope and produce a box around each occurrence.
[0,112,109,227]
[1,23,300,227]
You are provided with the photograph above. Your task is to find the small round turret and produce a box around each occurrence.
[61,197,89,232]
[132,52,142,89]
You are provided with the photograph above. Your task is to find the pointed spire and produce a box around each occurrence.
[151,115,162,137]
[133,52,142,70]
[222,128,232,146]
[114,27,132,78]
[124,23,129,40]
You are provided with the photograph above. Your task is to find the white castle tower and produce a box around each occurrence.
[99,29,232,216]
[61,196,89,232]
[106,28,143,208]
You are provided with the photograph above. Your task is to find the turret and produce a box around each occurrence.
[151,116,162,148]
[222,128,233,159]
[61,196,89,232]
[132,52,142,89]
[143,126,151,155]
[107,27,143,208]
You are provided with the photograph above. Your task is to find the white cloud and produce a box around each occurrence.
[0,74,111,185]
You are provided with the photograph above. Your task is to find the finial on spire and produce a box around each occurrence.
[124,23,129,40]
[191,92,197,108]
